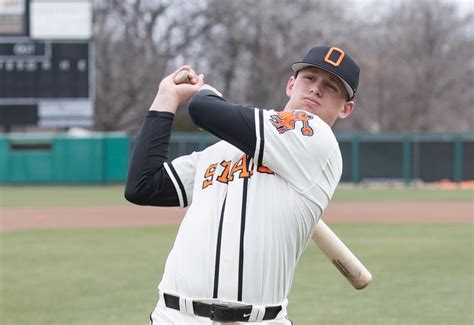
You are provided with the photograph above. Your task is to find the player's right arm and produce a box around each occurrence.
[124,66,203,207]
[124,111,181,206]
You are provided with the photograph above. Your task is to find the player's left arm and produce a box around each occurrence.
[188,90,257,155]
[188,90,341,206]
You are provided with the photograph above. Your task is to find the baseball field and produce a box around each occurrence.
[0,185,472,324]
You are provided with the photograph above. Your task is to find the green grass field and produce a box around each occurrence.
[1,185,473,207]
[1,186,473,324]
[1,225,472,324]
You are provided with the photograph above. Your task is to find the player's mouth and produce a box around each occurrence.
[303,97,321,107]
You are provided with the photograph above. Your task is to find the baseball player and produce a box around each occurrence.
[125,45,360,324]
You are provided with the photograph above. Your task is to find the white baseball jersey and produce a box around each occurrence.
[159,108,342,307]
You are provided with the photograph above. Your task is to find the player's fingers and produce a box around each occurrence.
[187,69,202,85]
[193,74,205,88]
[182,73,203,88]
[187,70,197,85]
[173,67,203,86]
[173,73,205,103]
[170,66,192,84]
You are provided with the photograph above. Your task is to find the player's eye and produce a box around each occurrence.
[326,83,337,91]
[304,75,314,81]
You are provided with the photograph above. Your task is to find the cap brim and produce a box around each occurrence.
[291,63,354,100]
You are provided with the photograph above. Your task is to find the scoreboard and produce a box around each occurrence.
[0,0,93,129]
[0,41,89,98]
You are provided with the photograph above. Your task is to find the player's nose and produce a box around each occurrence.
[309,81,322,97]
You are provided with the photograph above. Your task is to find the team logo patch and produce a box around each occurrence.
[269,111,314,136]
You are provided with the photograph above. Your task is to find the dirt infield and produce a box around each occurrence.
[1,202,472,231]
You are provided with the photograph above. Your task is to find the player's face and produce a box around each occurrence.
[284,67,355,126]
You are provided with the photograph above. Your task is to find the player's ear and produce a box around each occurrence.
[338,101,355,120]
[286,76,296,97]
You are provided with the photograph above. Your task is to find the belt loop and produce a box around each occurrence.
[248,305,265,322]
[185,298,195,315]
[178,297,186,314]
[179,296,195,315]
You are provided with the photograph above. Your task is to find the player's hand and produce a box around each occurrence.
[199,84,223,97]
[150,66,204,113]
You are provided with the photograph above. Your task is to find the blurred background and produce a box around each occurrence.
[0,2,473,324]
[0,0,473,185]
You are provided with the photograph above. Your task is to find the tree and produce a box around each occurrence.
[344,0,473,132]
[93,0,210,132]
[92,0,473,132]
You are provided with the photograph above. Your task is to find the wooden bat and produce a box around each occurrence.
[312,219,372,289]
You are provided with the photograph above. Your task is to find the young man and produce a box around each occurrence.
[125,45,360,324]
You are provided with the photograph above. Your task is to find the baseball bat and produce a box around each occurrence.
[312,219,372,289]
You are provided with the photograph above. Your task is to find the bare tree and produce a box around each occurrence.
[344,0,473,132]
[93,0,210,132]
[193,0,349,110]
[92,0,473,132]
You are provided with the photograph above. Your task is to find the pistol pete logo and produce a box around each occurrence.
[269,111,314,136]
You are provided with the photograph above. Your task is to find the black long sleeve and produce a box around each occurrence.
[125,91,258,206]
[188,90,257,156]
[124,111,180,206]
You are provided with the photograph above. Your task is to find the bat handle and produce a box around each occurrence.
[173,68,204,132]
[174,69,190,84]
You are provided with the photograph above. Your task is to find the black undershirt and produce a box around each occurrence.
[124,90,257,206]
[187,90,256,155]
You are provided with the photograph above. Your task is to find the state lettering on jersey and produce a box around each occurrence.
[202,163,217,189]
[269,111,314,136]
[202,154,274,189]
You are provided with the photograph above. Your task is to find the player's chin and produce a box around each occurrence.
[299,104,319,115]
[300,100,320,111]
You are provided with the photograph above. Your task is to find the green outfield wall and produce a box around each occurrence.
[0,134,130,184]
[0,132,472,184]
